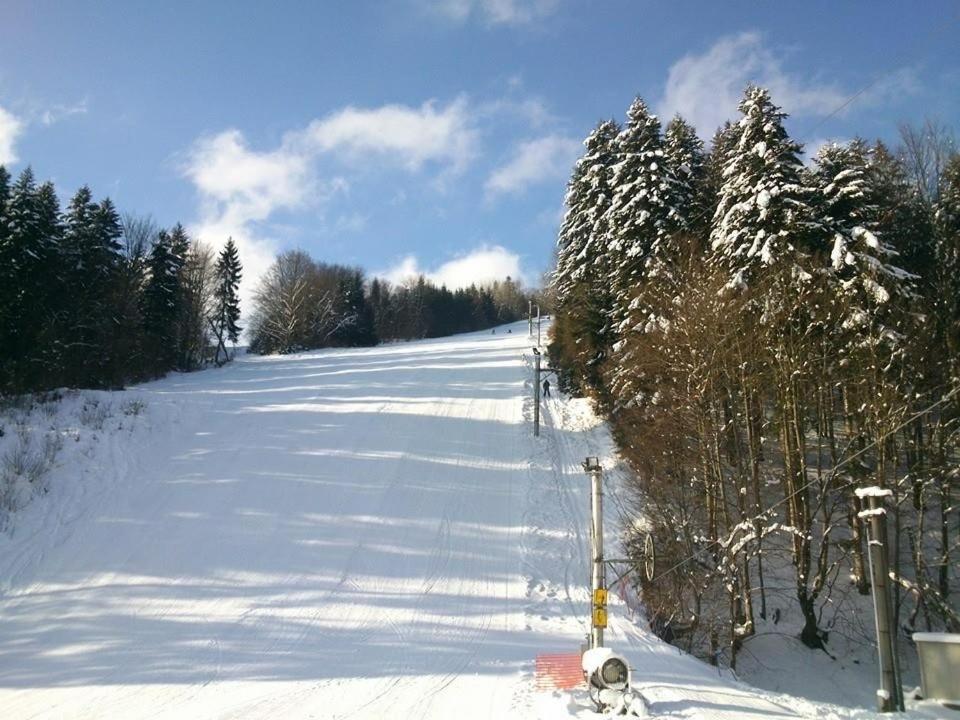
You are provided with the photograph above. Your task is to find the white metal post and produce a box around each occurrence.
[585,458,605,649]
[528,300,533,338]
[536,304,541,348]
[858,488,903,712]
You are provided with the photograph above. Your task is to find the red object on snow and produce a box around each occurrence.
[535,653,584,690]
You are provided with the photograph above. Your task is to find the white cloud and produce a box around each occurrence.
[182,98,480,316]
[424,0,560,25]
[302,98,476,172]
[657,32,852,138]
[0,104,23,165]
[183,130,316,317]
[378,245,528,289]
[185,129,314,227]
[485,134,580,197]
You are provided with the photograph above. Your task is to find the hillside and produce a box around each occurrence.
[0,324,943,719]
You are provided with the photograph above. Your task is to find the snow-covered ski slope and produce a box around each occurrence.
[0,323,922,719]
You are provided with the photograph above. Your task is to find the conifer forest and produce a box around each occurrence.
[0,168,538,394]
[550,86,960,666]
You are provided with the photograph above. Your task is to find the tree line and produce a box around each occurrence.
[550,87,959,667]
[249,248,536,354]
[1,163,538,392]
[0,166,242,395]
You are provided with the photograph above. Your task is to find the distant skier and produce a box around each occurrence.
[542,378,551,398]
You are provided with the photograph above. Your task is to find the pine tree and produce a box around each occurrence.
[169,223,191,267]
[663,115,707,237]
[606,98,677,332]
[332,269,375,346]
[869,141,934,294]
[710,86,817,290]
[815,141,912,336]
[934,154,960,378]
[141,230,182,374]
[212,238,243,363]
[551,120,619,395]
[56,187,120,386]
[2,169,43,385]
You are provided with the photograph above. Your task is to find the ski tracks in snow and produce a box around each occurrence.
[0,325,875,720]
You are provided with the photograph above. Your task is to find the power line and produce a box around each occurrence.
[798,10,960,140]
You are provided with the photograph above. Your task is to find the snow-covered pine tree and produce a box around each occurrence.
[606,98,677,334]
[702,122,738,230]
[869,141,935,296]
[551,119,619,396]
[663,115,706,237]
[610,115,708,405]
[814,141,913,347]
[602,99,688,409]
[709,86,816,290]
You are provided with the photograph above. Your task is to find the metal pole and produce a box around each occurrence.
[859,489,903,712]
[533,350,541,437]
[590,462,605,648]
[537,305,541,348]
[528,300,533,338]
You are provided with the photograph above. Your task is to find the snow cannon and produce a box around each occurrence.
[582,647,629,691]
[582,647,645,716]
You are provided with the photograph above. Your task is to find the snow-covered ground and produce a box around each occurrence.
[0,323,951,718]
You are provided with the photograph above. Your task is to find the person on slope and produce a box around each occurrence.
[542,378,551,398]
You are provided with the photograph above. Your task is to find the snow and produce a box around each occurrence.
[0,324,942,719]
[852,226,880,249]
[854,486,894,499]
[831,234,847,269]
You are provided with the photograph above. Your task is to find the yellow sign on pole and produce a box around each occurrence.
[593,588,607,606]
[593,607,608,628]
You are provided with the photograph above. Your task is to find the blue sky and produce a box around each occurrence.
[1,0,957,297]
